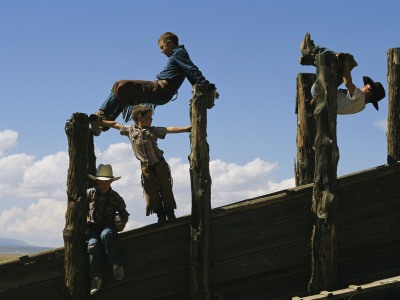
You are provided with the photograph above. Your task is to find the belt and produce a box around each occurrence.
[141,156,165,168]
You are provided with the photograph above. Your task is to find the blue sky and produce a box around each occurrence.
[0,1,399,247]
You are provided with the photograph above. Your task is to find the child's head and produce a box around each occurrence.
[132,105,153,126]
[158,32,179,57]
[158,32,179,46]
[88,164,121,194]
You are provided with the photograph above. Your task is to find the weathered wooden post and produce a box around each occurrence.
[295,73,317,186]
[387,48,400,164]
[308,53,339,294]
[189,83,216,300]
[63,113,92,299]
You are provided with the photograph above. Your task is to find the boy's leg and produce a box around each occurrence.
[100,226,121,266]
[99,92,123,121]
[87,229,102,279]
[154,159,177,220]
[114,80,176,122]
[300,33,338,66]
[141,164,165,222]
[90,92,122,136]
[100,226,124,280]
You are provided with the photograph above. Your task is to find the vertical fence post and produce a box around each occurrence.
[387,48,400,164]
[308,54,339,294]
[63,113,91,300]
[295,73,317,186]
[189,83,215,300]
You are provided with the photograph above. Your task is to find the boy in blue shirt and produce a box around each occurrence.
[90,32,218,136]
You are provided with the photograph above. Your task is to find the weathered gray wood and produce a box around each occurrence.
[293,275,400,300]
[309,53,339,294]
[387,48,400,164]
[295,72,317,186]
[189,83,215,300]
[0,254,64,291]
[63,113,90,299]
[2,162,400,300]
[0,277,65,300]
[87,129,97,189]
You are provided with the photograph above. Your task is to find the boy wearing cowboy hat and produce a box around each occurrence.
[93,105,191,223]
[300,33,386,114]
[87,164,130,295]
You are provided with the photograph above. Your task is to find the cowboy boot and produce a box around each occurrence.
[299,33,316,66]
[166,209,176,221]
[156,209,167,223]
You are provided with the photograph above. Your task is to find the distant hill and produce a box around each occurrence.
[0,238,52,254]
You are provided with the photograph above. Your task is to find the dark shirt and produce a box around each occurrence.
[156,45,209,90]
[87,187,130,226]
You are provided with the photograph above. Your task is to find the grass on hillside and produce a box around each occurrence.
[0,254,22,263]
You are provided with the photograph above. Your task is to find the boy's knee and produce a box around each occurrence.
[100,229,114,241]
[88,241,98,254]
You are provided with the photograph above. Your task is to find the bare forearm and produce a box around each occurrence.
[166,126,192,133]
[100,120,121,130]
[342,63,355,95]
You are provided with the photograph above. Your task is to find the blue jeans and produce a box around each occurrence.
[87,225,121,279]
[99,80,176,122]
[311,46,338,98]
[100,92,121,121]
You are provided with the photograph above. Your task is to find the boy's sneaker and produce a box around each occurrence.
[90,276,102,295]
[113,264,124,280]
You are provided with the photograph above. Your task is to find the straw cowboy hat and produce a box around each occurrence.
[88,164,121,181]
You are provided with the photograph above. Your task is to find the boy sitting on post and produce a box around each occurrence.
[90,31,218,136]
[87,164,130,295]
[299,32,385,115]
[92,105,191,223]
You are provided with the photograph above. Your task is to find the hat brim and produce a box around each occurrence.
[363,76,374,87]
[88,174,121,181]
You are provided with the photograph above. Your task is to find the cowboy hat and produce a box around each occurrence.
[88,164,121,181]
[363,76,386,111]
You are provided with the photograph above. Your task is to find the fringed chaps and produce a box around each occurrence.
[111,80,176,122]
[141,159,176,216]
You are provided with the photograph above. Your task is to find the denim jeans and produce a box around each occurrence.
[311,46,338,98]
[87,225,121,279]
[99,80,176,121]
[100,92,121,121]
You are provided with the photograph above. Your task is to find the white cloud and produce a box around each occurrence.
[0,140,294,247]
[18,151,69,199]
[0,130,18,156]
[374,119,387,131]
[0,153,35,197]
[0,198,66,247]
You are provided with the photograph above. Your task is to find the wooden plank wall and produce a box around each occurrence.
[1,163,400,300]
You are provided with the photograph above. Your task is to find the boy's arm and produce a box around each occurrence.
[166,126,191,134]
[342,60,356,95]
[100,120,121,130]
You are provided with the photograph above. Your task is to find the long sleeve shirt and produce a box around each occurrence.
[156,45,208,90]
[87,187,130,226]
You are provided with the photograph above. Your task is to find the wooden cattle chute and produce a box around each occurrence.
[308,53,339,294]
[189,83,215,300]
[387,48,400,163]
[295,72,316,186]
[1,162,400,299]
[2,48,400,300]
